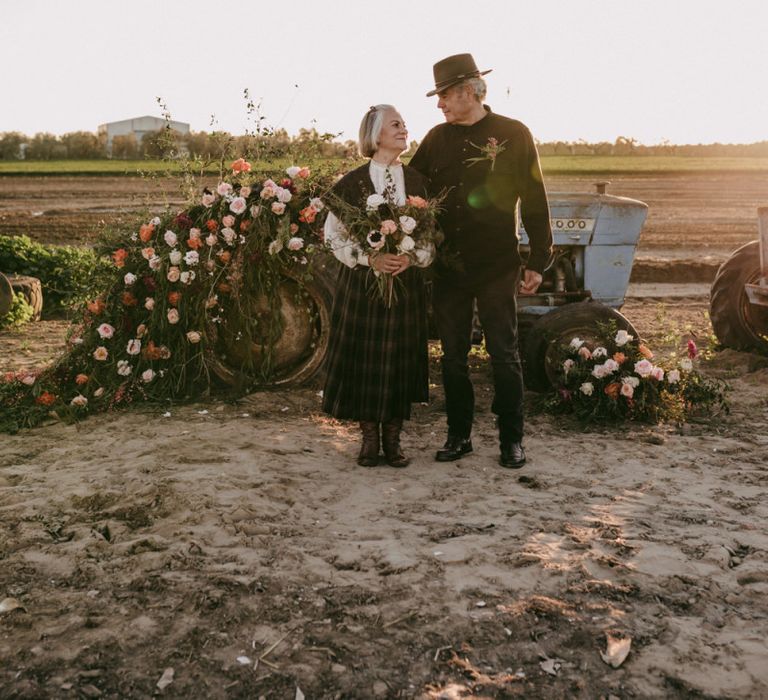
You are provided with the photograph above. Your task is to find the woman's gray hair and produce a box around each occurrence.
[358,104,395,158]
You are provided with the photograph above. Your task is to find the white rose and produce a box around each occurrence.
[680,358,693,371]
[667,369,681,384]
[167,266,180,283]
[184,250,199,266]
[126,339,141,356]
[399,216,417,234]
[141,369,155,383]
[150,216,161,226]
[205,234,217,247]
[271,202,286,215]
[144,297,155,310]
[186,331,202,344]
[398,235,415,252]
[563,358,575,375]
[603,359,619,374]
[276,187,292,203]
[148,255,162,271]
[180,271,190,284]
[287,237,304,251]
[124,272,137,286]
[309,197,324,212]
[21,374,36,386]
[201,192,216,207]
[117,359,132,376]
[592,347,607,358]
[615,329,633,346]
[94,387,105,398]
[70,394,88,407]
[591,364,607,379]
[286,166,300,178]
[569,337,585,350]
[622,376,640,388]
[169,249,182,265]
[167,308,180,324]
[164,230,178,247]
[366,193,386,211]
[221,227,236,244]
[268,239,283,255]
[580,382,594,396]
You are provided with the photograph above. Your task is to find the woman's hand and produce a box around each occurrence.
[371,253,410,275]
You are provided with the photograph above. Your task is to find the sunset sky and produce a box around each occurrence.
[1,0,766,145]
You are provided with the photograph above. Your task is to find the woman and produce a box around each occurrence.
[322,104,435,468]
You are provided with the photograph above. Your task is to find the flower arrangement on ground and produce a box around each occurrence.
[544,327,728,424]
[0,159,332,432]
[327,183,442,306]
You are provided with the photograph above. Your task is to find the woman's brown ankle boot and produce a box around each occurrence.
[357,421,380,467]
[382,419,409,468]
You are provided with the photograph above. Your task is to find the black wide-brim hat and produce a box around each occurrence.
[426,53,492,97]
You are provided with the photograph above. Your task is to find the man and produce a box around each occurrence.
[409,53,552,469]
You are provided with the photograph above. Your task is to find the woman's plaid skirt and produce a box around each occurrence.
[322,265,429,422]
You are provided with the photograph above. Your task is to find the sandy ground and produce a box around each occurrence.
[2,294,768,699]
[2,173,768,698]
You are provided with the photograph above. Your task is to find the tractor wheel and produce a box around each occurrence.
[709,241,768,352]
[0,273,12,318]
[9,275,43,321]
[522,300,639,392]
[208,254,338,388]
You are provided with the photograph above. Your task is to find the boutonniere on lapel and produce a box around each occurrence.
[465,136,507,171]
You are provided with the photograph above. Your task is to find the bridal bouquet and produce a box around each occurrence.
[328,190,442,306]
[544,328,728,424]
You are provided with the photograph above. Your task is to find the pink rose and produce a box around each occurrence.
[167,308,180,324]
[97,323,115,339]
[206,234,217,247]
[297,167,310,179]
[620,383,634,399]
[260,186,276,200]
[222,215,235,228]
[380,219,398,236]
[287,237,304,251]
[650,366,665,381]
[217,182,233,196]
[167,266,180,282]
[239,186,251,198]
[93,346,108,361]
[271,202,286,215]
[201,192,216,207]
[634,359,653,378]
[229,197,247,214]
[578,346,592,360]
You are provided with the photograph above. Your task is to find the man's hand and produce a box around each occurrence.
[519,269,542,295]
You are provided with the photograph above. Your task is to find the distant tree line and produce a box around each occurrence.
[0,128,359,161]
[1,129,767,160]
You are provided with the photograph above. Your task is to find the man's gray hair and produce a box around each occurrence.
[463,77,487,102]
[358,104,395,158]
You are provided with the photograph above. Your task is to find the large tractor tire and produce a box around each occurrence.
[9,275,43,321]
[709,241,768,352]
[0,273,12,318]
[522,300,639,392]
[208,254,338,387]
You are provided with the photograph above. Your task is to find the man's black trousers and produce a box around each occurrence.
[432,268,524,444]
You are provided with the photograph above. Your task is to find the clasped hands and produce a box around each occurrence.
[370,252,411,276]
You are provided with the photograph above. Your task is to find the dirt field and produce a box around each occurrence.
[2,174,768,699]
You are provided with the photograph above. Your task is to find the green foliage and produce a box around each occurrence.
[0,292,35,329]
[0,235,112,314]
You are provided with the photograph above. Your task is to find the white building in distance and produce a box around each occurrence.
[98,115,190,155]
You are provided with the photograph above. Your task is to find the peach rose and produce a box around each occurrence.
[139,223,155,242]
[406,195,428,209]
[75,374,89,385]
[231,158,252,173]
[380,219,398,235]
[604,382,621,399]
